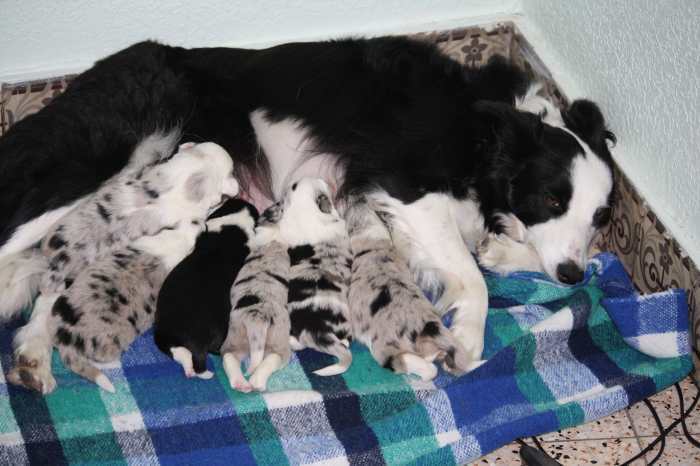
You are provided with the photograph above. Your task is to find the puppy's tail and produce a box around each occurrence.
[313,336,353,376]
[245,318,271,375]
[56,345,115,393]
[0,249,47,321]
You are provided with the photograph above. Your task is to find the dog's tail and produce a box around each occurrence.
[0,249,47,321]
[56,345,116,393]
[313,336,353,376]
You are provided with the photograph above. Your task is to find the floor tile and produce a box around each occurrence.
[638,434,700,465]
[540,438,644,466]
[468,442,523,465]
[539,409,636,441]
[628,377,700,437]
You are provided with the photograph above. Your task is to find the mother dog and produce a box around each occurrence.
[0,36,615,382]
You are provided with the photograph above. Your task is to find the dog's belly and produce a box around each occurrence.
[249,110,344,207]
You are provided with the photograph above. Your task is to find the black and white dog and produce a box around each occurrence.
[0,37,615,386]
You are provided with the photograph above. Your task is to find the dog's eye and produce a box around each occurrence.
[316,193,332,214]
[545,194,562,211]
[593,206,612,228]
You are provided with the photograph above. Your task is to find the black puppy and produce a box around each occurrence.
[154,198,258,378]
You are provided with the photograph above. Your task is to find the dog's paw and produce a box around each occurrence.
[478,234,542,275]
[7,355,57,394]
[477,234,511,273]
[450,323,485,364]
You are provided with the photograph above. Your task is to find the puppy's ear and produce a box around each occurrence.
[562,99,616,153]
[184,171,208,202]
[316,193,333,214]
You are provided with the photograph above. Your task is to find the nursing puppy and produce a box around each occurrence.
[5,141,238,393]
[154,198,258,379]
[221,202,291,392]
[346,197,470,381]
[280,178,353,376]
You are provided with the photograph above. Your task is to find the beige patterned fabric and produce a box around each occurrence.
[1,23,697,374]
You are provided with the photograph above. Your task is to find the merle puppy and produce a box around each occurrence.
[280,178,353,376]
[346,196,471,381]
[154,198,258,379]
[222,202,291,393]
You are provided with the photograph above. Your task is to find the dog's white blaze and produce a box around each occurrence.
[250,110,343,200]
[526,140,613,279]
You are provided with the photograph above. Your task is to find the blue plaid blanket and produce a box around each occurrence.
[0,252,692,465]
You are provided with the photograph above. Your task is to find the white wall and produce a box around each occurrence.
[0,0,521,82]
[519,0,700,264]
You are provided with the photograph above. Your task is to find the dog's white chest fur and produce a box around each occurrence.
[250,110,343,200]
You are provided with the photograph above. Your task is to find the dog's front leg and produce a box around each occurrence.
[380,193,488,364]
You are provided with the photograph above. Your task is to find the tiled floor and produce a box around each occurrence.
[470,377,700,465]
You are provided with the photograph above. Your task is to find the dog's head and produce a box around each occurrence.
[277,177,345,244]
[471,95,615,284]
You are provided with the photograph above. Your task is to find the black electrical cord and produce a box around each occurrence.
[675,382,700,448]
[620,378,700,466]
[516,375,700,466]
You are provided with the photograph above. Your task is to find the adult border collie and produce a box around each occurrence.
[0,37,615,390]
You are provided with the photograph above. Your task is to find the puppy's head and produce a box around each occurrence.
[278,177,345,245]
[205,199,258,236]
[164,142,239,216]
[471,97,615,284]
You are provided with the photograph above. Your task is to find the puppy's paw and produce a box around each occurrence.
[222,353,253,393]
[401,353,438,381]
[195,370,214,380]
[248,371,269,392]
[7,356,57,394]
[231,379,254,393]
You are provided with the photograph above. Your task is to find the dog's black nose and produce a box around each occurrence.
[556,261,583,284]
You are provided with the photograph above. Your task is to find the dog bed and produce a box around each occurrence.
[0,252,691,465]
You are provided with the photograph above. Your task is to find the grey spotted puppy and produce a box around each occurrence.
[6,140,238,393]
[346,196,471,381]
[221,202,291,393]
[279,177,353,376]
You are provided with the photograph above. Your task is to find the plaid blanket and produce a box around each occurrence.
[0,252,692,465]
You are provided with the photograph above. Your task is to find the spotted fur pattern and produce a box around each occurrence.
[7,141,238,393]
[221,204,291,392]
[346,197,470,381]
[280,178,353,376]
[49,248,167,390]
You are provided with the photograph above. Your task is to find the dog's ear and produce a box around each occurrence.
[470,100,526,153]
[562,99,616,153]
[184,171,208,202]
